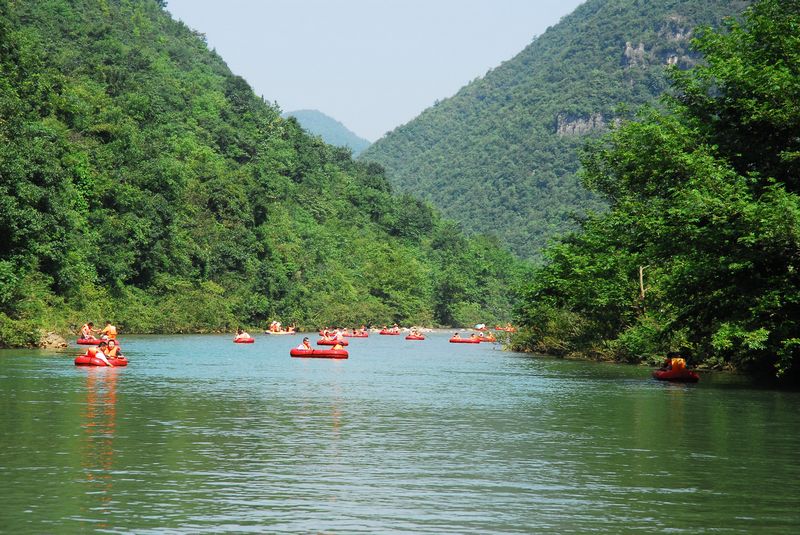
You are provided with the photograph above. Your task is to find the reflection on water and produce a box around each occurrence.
[80,368,118,530]
[0,335,799,533]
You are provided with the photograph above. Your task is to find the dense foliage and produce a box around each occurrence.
[361,0,749,258]
[514,0,800,382]
[283,109,371,157]
[0,0,526,345]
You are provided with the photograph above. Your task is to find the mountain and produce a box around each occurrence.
[284,109,371,156]
[360,0,750,258]
[0,0,525,345]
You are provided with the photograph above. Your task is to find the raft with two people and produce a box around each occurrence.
[75,345,128,367]
[75,353,128,367]
[266,321,295,335]
[379,328,401,335]
[343,331,369,338]
[233,328,255,343]
[652,356,699,383]
[290,348,349,359]
[449,335,481,344]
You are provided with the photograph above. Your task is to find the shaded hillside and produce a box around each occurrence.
[284,109,371,156]
[361,0,749,258]
[0,0,525,344]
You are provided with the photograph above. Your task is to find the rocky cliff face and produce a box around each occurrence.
[622,16,700,70]
[38,331,68,349]
[556,113,607,136]
[623,42,647,67]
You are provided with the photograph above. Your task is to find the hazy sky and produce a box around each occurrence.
[166,0,585,141]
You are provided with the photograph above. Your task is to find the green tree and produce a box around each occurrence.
[516,0,800,381]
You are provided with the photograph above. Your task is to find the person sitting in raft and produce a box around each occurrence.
[296,337,312,350]
[670,356,687,371]
[100,320,117,340]
[332,341,344,350]
[469,333,481,341]
[659,351,682,371]
[452,332,461,339]
[79,322,97,340]
[105,339,123,359]
[234,328,251,341]
[87,343,113,367]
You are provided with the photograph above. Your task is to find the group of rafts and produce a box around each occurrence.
[232,324,511,359]
[75,321,128,367]
[72,321,699,382]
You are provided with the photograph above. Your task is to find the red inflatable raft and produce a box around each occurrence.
[290,348,348,359]
[76,338,103,345]
[405,335,425,340]
[317,338,348,346]
[449,337,481,344]
[75,355,128,367]
[344,332,369,338]
[379,329,400,335]
[234,337,255,344]
[652,369,700,383]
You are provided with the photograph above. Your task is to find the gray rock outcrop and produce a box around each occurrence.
[39,331,68,349]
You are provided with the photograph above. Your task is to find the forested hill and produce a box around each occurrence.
[360,0,749,258]
[0,0,525,345]
[283,109,371,157]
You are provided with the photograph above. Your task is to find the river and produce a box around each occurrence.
[1,332,798,533]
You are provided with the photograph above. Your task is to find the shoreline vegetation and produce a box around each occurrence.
[512,0,800,384]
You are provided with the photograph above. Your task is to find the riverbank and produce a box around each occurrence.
[506,327,800,386]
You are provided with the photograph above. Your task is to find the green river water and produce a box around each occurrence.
[1,332,798,533]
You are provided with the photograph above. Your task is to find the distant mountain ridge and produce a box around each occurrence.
[361,0,750,258]
[284,109,371,156]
